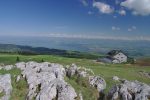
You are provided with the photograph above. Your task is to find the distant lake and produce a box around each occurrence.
[0,36,150,57]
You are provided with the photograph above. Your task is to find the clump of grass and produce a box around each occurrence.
[0,91,5,98]
[10,77,28,100]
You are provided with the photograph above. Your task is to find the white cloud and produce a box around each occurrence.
[128,26,137,31]
[93,2,114,14]
[88,11,94,15]
[80,0,88,6]
[132,26,137,30]
[128,28,132,32]
[112,26,120,31]
[113,16,117,18]
[118,10,126,16]
[115,0,120,5]
[121,0,150,16]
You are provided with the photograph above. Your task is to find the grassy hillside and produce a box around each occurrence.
[0,44,103,59]
[0,54,149,99]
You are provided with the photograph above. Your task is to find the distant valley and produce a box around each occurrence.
[0,36,150,58]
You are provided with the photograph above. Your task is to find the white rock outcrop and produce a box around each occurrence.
[0,65,14,71]
[107,80,150,100]
[4,65,14,70]
[66,64,93,78]
[0,74,12,100]
[16,61,77,100]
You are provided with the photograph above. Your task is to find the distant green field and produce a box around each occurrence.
[0,53,150,100]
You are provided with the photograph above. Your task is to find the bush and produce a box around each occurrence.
[16,56,20,62]
[127,57,135,64]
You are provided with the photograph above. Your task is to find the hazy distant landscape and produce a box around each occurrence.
[0,36,150,57]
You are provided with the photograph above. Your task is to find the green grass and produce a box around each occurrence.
[0,53,150,100]
[0,91,5,98]
[0,68,28,100]
[65,76,99,100]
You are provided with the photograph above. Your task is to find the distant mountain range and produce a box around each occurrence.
[0,44,102,59]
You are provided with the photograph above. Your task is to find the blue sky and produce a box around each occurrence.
[0,0,150,40]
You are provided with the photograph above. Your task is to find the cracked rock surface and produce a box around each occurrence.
[107,80,150,100]
[0,74,12,100]
[89,76,106,92]
[16,61,77,100]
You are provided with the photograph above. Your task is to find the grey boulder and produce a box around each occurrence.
[107,80,150,100]
[0,74,12,100]
[89,76,106,92]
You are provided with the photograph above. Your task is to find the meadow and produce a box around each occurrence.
[0,53,150,100]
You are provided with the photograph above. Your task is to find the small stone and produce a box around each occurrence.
[16,75,21,82]
[79,92,83,100]
[112,76,120,81]
[4,65,14,70]
[66,63,78,78]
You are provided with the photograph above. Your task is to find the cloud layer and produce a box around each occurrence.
[48,33,150,41]
[121,0,150,16]
[80,0,150,16]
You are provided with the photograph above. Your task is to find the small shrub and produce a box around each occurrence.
[41,59,44,62]
[16,56,20,62]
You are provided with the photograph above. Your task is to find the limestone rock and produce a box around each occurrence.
[66,63,78,78]
[77,71,87,78]
[112,76,120,81]
[107,80,150,100]
[16,61,77,100]
[79,92,83,100]
[0,74,12,100]
[57,79,77,100]
[3,65,14,70]
[89,76,106,92]
[139,71,150,79]
[15,62,26,71]
[16,75,21,82]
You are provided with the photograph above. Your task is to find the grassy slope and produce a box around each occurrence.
[0,54,150,100]
[0,68,28,100]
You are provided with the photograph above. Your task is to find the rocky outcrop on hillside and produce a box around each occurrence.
[0,61,150,100]
[0,74,12,100]
[15,61,77,100]
[15,62,107,100]
[107,80,150,100]
[66,63,106,93]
